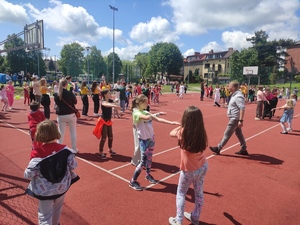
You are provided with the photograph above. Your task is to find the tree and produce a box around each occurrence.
[107,52,122,83]
[134,53,148,78]
[246,30,295,84]
[49,58,55,72]
[147,42,183,80]
[59,43,84,78]
[230,48,258,83]
[83,46,106,80]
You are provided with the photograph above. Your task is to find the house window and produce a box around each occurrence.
[205,64,210,69]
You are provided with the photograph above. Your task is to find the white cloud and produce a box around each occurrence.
[200,41,222,53]
[182,49,195,58]
[0,0,29,24]
[130,16,179,43]
[25,1,100,40]
[104,42,154,60]
[168,0,300,38]
[221,31,253,50]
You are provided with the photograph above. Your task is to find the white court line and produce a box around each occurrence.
[144,113,300,190]
[1,113,299,189]
[109,146,179,172]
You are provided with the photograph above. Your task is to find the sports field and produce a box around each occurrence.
[0,92,299,225]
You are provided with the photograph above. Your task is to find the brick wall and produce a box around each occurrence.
[285,44,300,73]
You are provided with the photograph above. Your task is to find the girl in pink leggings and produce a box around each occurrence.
[6,81,14,109]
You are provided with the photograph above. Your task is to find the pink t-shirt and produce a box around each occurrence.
[6,84,14,95]
[177,129,206,171]
[256,90,265,102]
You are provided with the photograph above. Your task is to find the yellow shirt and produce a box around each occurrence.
[80,86,89,95]
[40,86,48,95]
[93,88,100,95]
[102,85,110,91]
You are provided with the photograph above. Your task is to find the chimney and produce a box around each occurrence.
[209,49,213,53]
[228,47,233,51]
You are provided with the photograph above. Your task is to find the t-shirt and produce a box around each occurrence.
[177,129,206,171]
[133,110,154,140]
[101,99,113,120]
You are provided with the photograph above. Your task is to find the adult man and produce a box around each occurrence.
[209,81,248,155]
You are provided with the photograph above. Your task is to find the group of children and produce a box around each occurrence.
[8,77,297,224]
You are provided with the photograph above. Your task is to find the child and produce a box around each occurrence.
[23,83,30,105]
[52,80,59,110]
[130,100,166,166]
[168,106,208,225]
[24,119,79,225]
[271,99,294,134]
[129,94,179,191]
[94,89,121,159]
[287,94,297,131]
[6,80,15,109]
[179,82,185,99]
[0,85,9,112]
[28,101,45,149]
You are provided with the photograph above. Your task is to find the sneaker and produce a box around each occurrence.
[254,117,261,120]
[98,153,107,159]
[280,132,288,134]
[184,212,199,225]
[109,150,117,155]
[209,146,220,155]
[129,181,143,191]
[235,150,249,155]
[168,217,182,225]
[145,174,157,184]
[287,128,292,132]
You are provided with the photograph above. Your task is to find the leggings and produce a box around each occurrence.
[175,162,208,224]
[99,124,113,153]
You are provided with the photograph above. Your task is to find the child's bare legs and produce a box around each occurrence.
[1,99,8,111]
[280,122,288,133]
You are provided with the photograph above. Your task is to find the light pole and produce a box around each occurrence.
[109,5,118,85]
[86,46,90,85]
[187,58,190,84]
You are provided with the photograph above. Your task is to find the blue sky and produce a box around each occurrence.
[1,0,300,61]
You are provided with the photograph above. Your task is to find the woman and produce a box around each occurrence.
[53,78,78,153]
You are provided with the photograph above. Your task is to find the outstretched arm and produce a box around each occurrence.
[152,115,180,125]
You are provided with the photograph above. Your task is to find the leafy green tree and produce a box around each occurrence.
[4,35,25,74]
[49,58,55,71]
[59,43,84,78]
[147,42,183,81]
[83,46,106,80]
[107,52,122,83]
[231,48,258,83]
[134,53,148,78]
[246,30,295,84]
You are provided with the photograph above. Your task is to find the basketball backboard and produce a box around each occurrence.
[24,20,44,51]
[243,66,258,75]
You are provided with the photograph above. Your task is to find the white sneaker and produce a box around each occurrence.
[287,128,292,132]
[254,117,261,120]
[184,212,199,225]
[168,217,182,225]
